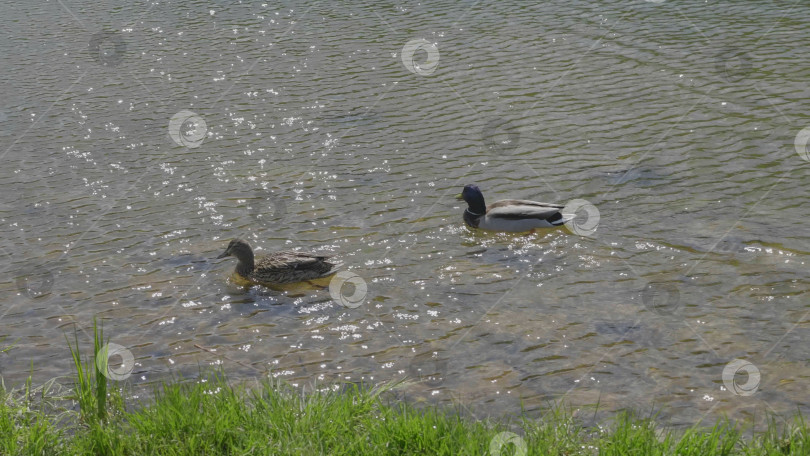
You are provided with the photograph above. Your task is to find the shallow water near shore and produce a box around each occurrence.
[1,0,809,428]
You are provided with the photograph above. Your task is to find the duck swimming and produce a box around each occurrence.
[460,184,568,233]
[216,239,342,286]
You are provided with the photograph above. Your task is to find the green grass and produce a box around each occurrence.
[1,325,810,455]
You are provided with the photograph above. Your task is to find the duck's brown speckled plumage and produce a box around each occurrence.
[217,239,342,285]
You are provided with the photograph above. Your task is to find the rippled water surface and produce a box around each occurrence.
[1,0,809,427]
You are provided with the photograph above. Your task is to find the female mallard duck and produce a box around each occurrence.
[460,184,567,232]
[216,239,342,285]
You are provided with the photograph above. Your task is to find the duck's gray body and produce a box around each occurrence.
[461,184,567,233]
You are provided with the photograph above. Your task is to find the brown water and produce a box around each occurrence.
[1,0,809,428]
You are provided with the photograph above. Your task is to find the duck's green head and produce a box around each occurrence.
[216,238,252,259]
[461,184,484,204]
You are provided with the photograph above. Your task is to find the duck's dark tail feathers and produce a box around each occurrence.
[548,211,567,226]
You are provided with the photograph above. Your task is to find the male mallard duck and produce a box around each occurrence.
[460,184,567,232]
[216,239,342,285]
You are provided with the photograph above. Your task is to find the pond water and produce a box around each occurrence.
[1,0,809,428]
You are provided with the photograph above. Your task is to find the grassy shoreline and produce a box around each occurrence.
[2,327,809,455]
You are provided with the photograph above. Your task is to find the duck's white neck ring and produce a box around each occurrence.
[465,209,484,217]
